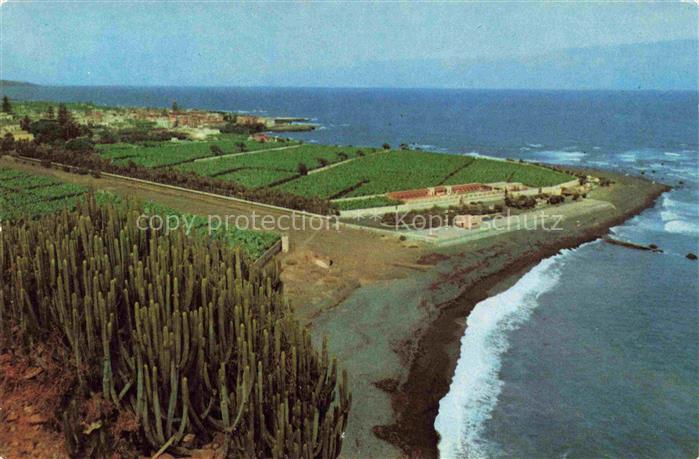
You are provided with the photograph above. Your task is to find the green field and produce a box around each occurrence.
[0,168,88,220]
[442,158,573,187]
[97,134,296,168]
[276,150,467,198]
[140,201,279,259]
[215,169,298,188]
[277,152,574,199]
[175,144,373,188]
[99,136,574,204]
[0,168,278,258]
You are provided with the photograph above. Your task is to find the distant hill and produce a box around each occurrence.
[0,80,38,87]
[276,39,697,90]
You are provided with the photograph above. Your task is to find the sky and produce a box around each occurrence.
[1,1,697,87]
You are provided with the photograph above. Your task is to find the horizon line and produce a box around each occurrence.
[2,82,697,93]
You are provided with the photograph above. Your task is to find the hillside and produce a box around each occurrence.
[0,80,38,87]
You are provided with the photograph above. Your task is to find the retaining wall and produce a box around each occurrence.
[252,238,283,269]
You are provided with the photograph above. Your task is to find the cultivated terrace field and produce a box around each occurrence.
[0,167,87,220]
[0,167,278,259]
[3,99,575,215]
[97,134,297,168]
[276,151,573,199]
[175,144,375,188]
[97,140,571,203]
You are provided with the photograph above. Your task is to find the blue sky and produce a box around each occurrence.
[1,1,696,86]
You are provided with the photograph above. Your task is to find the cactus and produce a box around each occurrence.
[0,194,351,457]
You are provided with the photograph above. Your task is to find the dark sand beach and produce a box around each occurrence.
[310,171,669,458]
[0,158,670,458]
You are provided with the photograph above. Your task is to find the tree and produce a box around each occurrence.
[19,115,31,131]
[65,137,95,153]
[382,143,391,150]
[172,100,180,112]
[57,104,70,126]
[210,145,224,156]
[28,119,62,143]
[297,162,309,176]
[61,121,83,141]
[1,133,15,152]
[29,115,85,144]
[47,106,55,119]
[99,129,119,144]
[1,96,11,113]
[547,195,565,205]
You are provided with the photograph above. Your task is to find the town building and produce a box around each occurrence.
[387,183,498,202]
[248,133,279,143]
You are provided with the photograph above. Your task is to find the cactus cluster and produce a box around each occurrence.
[0,195,351,457]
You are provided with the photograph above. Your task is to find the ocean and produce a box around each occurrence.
[3,86,698,458]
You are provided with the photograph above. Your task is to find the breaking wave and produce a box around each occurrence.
[434,251,576,458]
[465,152,507,161]
[660,195,699,236]
[664,220,699,236]
[534,150,587,163]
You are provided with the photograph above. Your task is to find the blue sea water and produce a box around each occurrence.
[3,86,698,458]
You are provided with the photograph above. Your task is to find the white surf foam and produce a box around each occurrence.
[664,220,699,236]
[412,143,445,151]
[660,210,681,223]
[662,195,699,217]
[535,151,586,163]
[465,152,507,161]
[435,252,572,459]
[618,152,637,162]
[658,194,699,236]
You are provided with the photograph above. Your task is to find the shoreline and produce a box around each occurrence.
[0,158,671,458]
[372,178,670,458]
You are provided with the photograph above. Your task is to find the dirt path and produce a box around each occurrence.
[307,154,362,175]
[193,143,301,162]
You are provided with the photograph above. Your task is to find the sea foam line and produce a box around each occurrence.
[434,251,575,459]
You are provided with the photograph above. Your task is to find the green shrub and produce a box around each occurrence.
[65,137,95,152]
